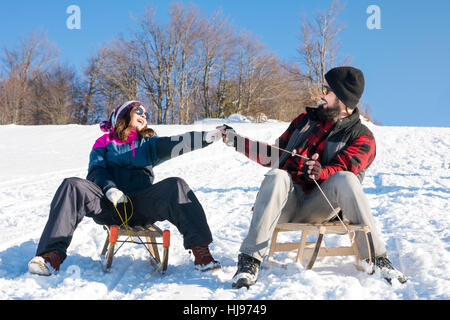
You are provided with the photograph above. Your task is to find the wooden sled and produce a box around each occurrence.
[267,222,375,272]
[100,224,170,274]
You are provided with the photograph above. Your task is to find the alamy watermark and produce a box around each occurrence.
[66,5,81,30]
[367,5,381,30]
[66,4,380,32]
[66,264,81,279]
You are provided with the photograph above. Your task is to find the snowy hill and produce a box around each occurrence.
[0,119,449,300]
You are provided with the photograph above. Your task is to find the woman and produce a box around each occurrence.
[28,101,222,275]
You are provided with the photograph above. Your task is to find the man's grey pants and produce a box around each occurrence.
[240,169,386,262]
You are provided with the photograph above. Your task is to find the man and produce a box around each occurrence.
[220,66,407,289]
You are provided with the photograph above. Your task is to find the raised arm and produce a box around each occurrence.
[219,115,307,168]
[153,130,220,166]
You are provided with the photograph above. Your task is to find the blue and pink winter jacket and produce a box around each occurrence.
[86,130,212,195]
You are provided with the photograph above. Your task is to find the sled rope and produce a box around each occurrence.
[145,246,168,281]
[311,178,350,234]
[266,143,350,233]
[113,196,134,242]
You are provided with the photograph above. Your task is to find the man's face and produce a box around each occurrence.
[317,80,341,122]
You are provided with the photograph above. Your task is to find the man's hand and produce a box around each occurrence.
[105,187,128,206]
[304,153,322,181]
[216,124,237,147]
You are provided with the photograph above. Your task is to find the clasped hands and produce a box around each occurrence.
[216,124,236,147]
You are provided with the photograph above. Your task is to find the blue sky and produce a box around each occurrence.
[1,0,449,127]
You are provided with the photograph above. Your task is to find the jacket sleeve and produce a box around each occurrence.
[86,136,117,193]
[231,114,307,168]
[320,132,376,180]
[231,134,278,168]
[152,131,213,166]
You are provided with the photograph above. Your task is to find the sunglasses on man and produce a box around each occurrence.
[135,106,151,121]
[321,85,333,96]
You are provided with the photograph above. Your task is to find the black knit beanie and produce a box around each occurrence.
[324,66,365,109]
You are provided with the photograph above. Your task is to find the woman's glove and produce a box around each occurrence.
[105,187,128,206]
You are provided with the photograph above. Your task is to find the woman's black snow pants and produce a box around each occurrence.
[36,177,213,261]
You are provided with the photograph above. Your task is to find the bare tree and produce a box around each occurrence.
[198,9,234,118]
[297,0,348,103]
[73,48,110,124]
[100,39,139,105]
[134,3,233,124]
[134,7,167,124]
[0,73,32,124]
[0,30,59,124]
[31,64,77,124]
[220,31,302,121]
[170,3,203,124]
[2,30,59,83]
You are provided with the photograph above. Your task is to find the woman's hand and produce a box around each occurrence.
[105,188,128,206]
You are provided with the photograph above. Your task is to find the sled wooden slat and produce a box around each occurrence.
[115,225,162,238]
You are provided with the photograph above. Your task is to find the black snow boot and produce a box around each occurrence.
[232,253,261,289]
[367,255,408,285]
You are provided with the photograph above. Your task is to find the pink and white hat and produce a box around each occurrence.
[100,101,144,132]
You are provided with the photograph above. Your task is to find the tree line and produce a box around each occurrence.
[0,1,376,126]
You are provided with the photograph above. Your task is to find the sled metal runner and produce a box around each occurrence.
[100,224,170,274]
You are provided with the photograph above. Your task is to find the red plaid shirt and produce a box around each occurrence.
[234,111,376,193]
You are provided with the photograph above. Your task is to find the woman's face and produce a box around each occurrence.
[129,106,148,131]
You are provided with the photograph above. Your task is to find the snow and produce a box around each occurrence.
[0,117,449,300]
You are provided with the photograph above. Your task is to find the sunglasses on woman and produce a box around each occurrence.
[321,85,333,96]
[135,107,150,121]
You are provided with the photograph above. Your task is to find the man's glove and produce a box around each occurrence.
[303,153,322,181]
[217,124,237,147]
[105,187,128,206]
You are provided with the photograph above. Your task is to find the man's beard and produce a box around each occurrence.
[316,99,340,122]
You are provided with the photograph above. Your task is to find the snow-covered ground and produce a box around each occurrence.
[0,117,449,300]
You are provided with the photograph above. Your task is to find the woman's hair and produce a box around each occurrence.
[113,106,156,142]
